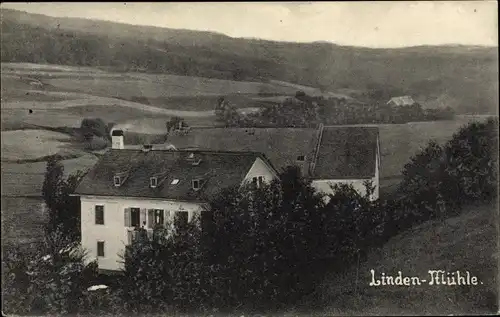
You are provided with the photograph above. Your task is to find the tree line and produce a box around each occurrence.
[215,91,455,128]
[2,118,497,315]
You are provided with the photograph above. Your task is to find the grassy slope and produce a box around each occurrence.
[306,202,498,316]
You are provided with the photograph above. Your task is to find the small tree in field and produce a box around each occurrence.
[166,116,187,132]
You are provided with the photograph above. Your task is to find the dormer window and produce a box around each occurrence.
[150,177,158,188]
[192,179,200,191]
[113,171,130,187]
[297,155,305,162]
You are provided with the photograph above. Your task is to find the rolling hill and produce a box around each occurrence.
[1,8,498,114]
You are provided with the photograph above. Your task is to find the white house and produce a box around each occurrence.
[73,130,278,272]
[387,95,416,107]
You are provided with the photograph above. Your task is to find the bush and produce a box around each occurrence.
[120,167,373,313]
[396,118,498,226]
[2,229,98,315]
[85,135,109,151]
[80,118,112,141]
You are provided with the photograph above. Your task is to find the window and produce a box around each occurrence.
[131,208,140,227]
[97,241,105,257]
[113,176,121,187]
[171,179,179,185]
[296,155,305,162]
[174,211,188,229]
[252,176,264,188]
[154,209,164,225]
[192,179,200,190]
[150,177,158,188]
[95,205,104,225]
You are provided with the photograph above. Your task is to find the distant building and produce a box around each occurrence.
[387,96,416,107]
[73,131,278,272]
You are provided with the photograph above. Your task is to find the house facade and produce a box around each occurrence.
[73,131,278,271]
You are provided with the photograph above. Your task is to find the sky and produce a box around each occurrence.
[1,2,498,48]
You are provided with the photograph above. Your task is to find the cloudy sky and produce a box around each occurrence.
[2,1,497,48]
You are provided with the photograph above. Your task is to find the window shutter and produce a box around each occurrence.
[147,209,154,228]
[164,210,171,226]
[140,208,147,226]
[124,208,131,227]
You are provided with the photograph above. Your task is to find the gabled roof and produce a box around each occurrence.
[166,128,318,174]
[167,126,379,180]
[387,95,415,106]
[74,150,272,202]
[312,126,379,179]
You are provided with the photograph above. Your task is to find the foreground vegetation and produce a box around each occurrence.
[2,118,497,315]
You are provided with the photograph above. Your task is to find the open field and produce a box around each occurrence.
[1,153,99,197]
[1,62,316,99]
[376,116,491,178]
[1,196,47,245]
[307,202,498,315]
[0,129,85,162]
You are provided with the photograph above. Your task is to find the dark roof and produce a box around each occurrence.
[312,126,379,179]
[74,150,268,202]
[166,128,318,174]
[111,130,124,136]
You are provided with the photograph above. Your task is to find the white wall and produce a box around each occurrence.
[80,195,203,271]
[312,153,380,202]
[242,157,277,185]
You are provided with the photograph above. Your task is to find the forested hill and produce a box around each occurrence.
[1,8,498,114]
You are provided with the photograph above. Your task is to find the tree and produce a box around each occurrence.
[42,156,85,242]
[80,118,111,141]
[2,228,98,315]
[166,116,186,132]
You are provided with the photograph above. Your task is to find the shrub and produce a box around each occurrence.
[396,118,498,226]
[2,229,98,315]
[80,118,112,141]
[85,135,109,151]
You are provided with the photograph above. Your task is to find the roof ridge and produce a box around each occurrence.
[110,148,264,156]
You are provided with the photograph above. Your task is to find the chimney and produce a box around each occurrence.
[111,130,124,149]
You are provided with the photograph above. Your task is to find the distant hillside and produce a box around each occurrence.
[1,8,498,114]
